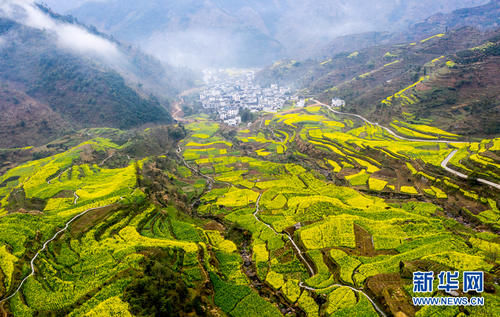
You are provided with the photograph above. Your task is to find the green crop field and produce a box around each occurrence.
[2,4,500,316]
[0,104,498,317]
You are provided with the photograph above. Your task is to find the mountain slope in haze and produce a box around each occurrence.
[48,0,490,68]
[257,26,490,92]
[257,2,500,136]
[316,30,500,137]
[67,0,285,68]
[0,2,187,148]
[34,4,195,99]
[317,0,500,59]
[413,0,500,35]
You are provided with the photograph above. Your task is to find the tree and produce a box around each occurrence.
[239,108,255,123]
[124,248,207,316]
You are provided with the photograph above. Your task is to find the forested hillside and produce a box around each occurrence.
[0,3,193,148]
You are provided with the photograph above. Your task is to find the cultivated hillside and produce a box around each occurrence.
[317,0,500,59]
[0,108,498,316]
[0,3,191,148]
[257,1,500,136]
[312,31,500,137]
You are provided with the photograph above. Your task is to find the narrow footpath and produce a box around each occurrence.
[0,203,117,303]
[313,99,500,190]
[178,147,388,316]
[253,194,387,317]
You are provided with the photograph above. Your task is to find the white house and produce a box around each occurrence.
[332,98,346,108]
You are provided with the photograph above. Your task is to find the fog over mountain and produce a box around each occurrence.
[40,0,489,69]
[0,0,189,147]
[1,0,123,63]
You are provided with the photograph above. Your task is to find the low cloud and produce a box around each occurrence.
[10,0,490,69]
[0,0,122,61]
[42,0,109,13]
[143,29,243,70]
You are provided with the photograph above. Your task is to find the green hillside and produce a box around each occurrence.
[0,1,498,316]
[0,13,179,148]
[0,106,498,316]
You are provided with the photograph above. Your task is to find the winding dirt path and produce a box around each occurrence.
[441,151,500,190]
[172,87,201,122]
[252,194,387,316]
[0,203,116,304]
[440,150,469,179]
[299,282,387,317]
[73,192,80,205]
[172,101,185,122]
[176,146,231,190]
[253,194,315,275]
[176,141,387,315]
[313,99,465,144]
[177,146,214,191]
[313,99,500,190]
[99,154,114,167]
[47,167,71,185]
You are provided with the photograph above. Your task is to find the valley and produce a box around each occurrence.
[0,98,497,316]
[0,1,498,316]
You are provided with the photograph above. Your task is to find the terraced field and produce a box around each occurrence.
[0,107,498,316]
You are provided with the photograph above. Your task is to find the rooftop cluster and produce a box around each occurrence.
[200,70,292,125]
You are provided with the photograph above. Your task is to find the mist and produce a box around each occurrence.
[144,29,238,70]
[0,0,189,97]
[0,0,123,63]
[14,0,493,69]
[39,0,101,13]
[143,28,284,70]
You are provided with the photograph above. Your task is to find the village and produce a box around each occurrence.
[199,69,294,125]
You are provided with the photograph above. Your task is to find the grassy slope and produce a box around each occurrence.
[0,106,498,316]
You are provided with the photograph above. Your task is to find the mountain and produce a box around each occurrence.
[382,35,500,136]
[33,4,196,99]
[413,0,500,34]
[258,26,490,89]
[317,0,500,60]
[41,0,490,68]
[0,2,191,148]
[257,1,500,136]
[260,28,500,137]
[0,83,71,148]
[65,0,286,68]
